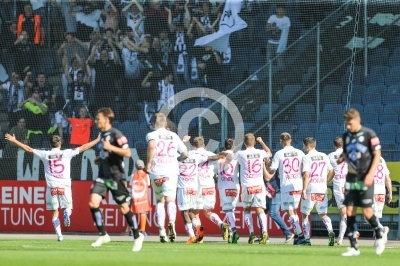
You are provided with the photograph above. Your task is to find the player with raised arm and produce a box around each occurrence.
[178,136,207,243]
[216,138,240,244]
[224,133,271,245]
[88,108,143,252]
[263,133,305,244]
[372,156,392,246]
[146,113,189,243]
[190,136,229,243]
[339,109,384,256]
[301,137,335,246]
[5,133,101,242]
[327,137,348,245]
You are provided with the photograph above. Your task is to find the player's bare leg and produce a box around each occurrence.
[166,196,177,243]
[225,210,240,243]
[155,197,168,243]
[256,207,268,245]
[336,207,347,245]
[244,207,255,244]
[190,210,204,243]
[89,193,110,247]
[301,213,311,246]
[288,209,304,245]
[118,202,144,251]
[51,209,63,242]
[182,210,197,243]
[320,213,335,246]
[204,209,229,240]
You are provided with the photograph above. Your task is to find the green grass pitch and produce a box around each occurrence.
[0,239,398,266]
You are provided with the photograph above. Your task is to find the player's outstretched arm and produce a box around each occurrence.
[263,161,275,182]
[146,140,156,172]
[177,151,189,162]
[256,137,272,156]
[302,171,309,200]
[327,169,334,184]
[5,134,34,154]
[78,133,101,153]
[385,174,392,203]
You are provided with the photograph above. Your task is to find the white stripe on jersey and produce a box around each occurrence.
[217,150,239,189]
[178,151,207,189]
[302,149,332,194]
[328,148,347,190]
[269,146,305,193]
[374,157,389,195]
[33,148,80,188]
[233,148,270,187]
[146,128,187,177]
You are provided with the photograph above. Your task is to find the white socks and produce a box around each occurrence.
[302,216,310,239]
[185,223,195,237]
[226,211,236,231]
[244,213,254,234]
[376,217,384,230]
[339,215,347,239]
[192,218,201,228]
[258,212,267,234]
[323,216,333,232]
[52,216,62,237]
[156,202,166,234]
[209,213,223,227]
[167,201,176,223]
[289,214,302,235]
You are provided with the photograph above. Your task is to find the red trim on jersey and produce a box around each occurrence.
[371,137,380,146]
[116,136,128,146]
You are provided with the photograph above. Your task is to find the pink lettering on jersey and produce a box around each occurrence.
[284,173,300,180]
[334,174,346,180]
[310,193,325,202]
[180,177,195,183]
[246,185,262,195]
[374,194,385,203]
[202,187,214,196]
[117,136,128,146]
[225,189,238,197]
[370,137,380,146]
[309,178,325,184]
[221,176,233,182]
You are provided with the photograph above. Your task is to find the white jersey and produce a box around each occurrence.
[196,148,217,187]
[217,150,239,189]
[178,151,207,189]
[146,128,187,177]
[374,157,389,195]
[328,148,347,190]
[233,148,270,187]
[33,148,80,188]
[302,149,332,194]
[270,146,305,193]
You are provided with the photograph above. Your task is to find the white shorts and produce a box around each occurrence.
[373,194,385,218]
[196,186,216,210]
[150,173,177,200]
[219,185,240,211]
[241,185,266,209]
[46,187,72,211]
[177,187,197,211]
[281,190,302,211]
[301,193,328,215]
[333,187,345,209]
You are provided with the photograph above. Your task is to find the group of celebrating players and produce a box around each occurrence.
[4,107,392,256]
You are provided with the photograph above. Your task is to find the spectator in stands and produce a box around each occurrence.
[26,72,53,104]
[194,45,222,90]
[0,0,15,49]
[51,95,70,146]
[102,0,119,32]
[156,67,175,114]
[88,47,120,112]
[144,0,168,37]
[192,1,221,37]
[122,0,145,41]
[62,57,82,100]
[149,36,167,79]
[101,28,118,60]
[66,106,94,148]
[18,91,48,148]
[170,0,191,30]
[265,5,290,67]
[1,72,25,127]
[140,70,158,104]
[61,0,81,34]
[67,68,91,117]
[14,2,45,46]
[12,31,38,77]
[57,32,86,70]
[69,2,102,42]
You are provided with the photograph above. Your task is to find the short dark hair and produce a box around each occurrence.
[343,108,360,122]
[280,132,291,142]
[333,137,343,148]
[224,138,235,150]
[50,135,62,148]
[303,137,316,148]
[277,4,285,9]
[98,107,115,124]
[77,70,85,76]
[105,27,114,33]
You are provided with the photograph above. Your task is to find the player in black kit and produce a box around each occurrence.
[338,109,385,256]
[88,107,144,251]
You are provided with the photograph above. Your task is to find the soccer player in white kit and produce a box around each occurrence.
[327,137,348,245]
[146,113,189,243]
[190,136,229,243]
[5,133,100,241]
[263,133,304,244]
[178,148,207,243]
[372,156,392,245]
[216,138,240,243]
[301,137,335,246]
[224,133,271,244]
